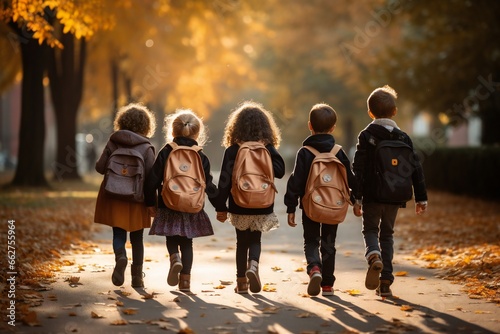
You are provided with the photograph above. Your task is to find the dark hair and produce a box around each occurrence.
[114,102,156,137]
[309,103,337,133]
[222,101,281,148]
[367,85,398,118]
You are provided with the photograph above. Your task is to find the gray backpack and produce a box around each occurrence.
[104,143,152,202]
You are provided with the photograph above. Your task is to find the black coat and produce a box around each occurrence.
[215,143,285,215]
[284,134,358,214]
[352,123,428,205]
[143,137,218,209]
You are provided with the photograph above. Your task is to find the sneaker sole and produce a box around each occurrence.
[307,273,322,296]
[167,262,183,286]
[365,260,383,290]
[322,290,334,296]
[246,270,262,293]
[112,257,128,286]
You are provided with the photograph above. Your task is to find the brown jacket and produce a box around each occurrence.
[94,130,155,231]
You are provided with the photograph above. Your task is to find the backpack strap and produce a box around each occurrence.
[168,141,202,152]
[304,144,342,157]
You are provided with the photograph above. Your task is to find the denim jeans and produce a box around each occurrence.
[112,227,144,266]
[361,202,400,282]
[166,235,193,275]
[302,211,338,287]
[235,228,262,278]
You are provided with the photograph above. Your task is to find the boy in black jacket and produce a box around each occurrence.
[353,85,428,297]
[284,103,359,297]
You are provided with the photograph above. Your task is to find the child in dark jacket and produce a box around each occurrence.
[284,103,359,297]
[353,85,428,297]
[215,101,285,294]
[144,109,218,292]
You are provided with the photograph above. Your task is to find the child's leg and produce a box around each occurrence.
[235,228,250,277]
[379,205,399,283]
[166,236,183,286]
[361,203,382,259]
[129,229,144,266]
[129,229,145,288]
[247,230,262,263]
[112,227,128,255]
[302,212,322,273]
[178,237,193,275]
[111,227,128,286]
[361,204,384,290]
[320,223,338,287]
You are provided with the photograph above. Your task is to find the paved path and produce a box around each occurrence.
[13,179,499,334]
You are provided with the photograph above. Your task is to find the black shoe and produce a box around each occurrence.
[376,280,393,297]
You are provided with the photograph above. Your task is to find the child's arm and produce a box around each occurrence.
[95,144,111,174]
[416,201,427,215]
[214,148,234,212]
[267,145,285,179]
[284,148,308,216]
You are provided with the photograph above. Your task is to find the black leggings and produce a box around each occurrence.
[166,235,193,275]
[235,228,262,278]
[112,227,144,265]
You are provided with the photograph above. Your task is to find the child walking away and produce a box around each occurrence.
[284,103,359,297]
[94,103,156,288]
[144,109,217,293]
[215,101,285,294]
[353,85,428,298]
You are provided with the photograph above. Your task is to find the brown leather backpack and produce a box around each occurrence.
[231,141,277,208]
[161,142,206,213]
[301,145,352,224]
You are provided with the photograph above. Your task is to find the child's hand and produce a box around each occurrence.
[287,213,297,227]
[217,211,228,222]
[353,203,363,217]
[147,206,157,218]
[416,201,427,215]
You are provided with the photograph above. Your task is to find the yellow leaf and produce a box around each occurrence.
[400,305,413,312]
[417,277,426,280]
[263,284,277,292]
[271,266,282,271]
[345,289,362,296]
[213,285,226,289]
[111,319,127,325]
[295,267,304,272]
[395,271,408,277]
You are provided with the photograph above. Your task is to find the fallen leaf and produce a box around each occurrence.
[91,311,104,318]
[116,301,124,307]
[345,289,362,296]
[263,284,277,292]
[122,308,138,315]
[400,305,413,312]
[213,285,226,289]
[271,266,282,271]
[111,319,128,325]
[22,311,40,326]
[294,267,304,272]
[395,271,408,277]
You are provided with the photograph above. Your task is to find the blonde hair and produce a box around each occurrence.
[222,101,281,148]
[164,109,207,146]
[114,102,156,137]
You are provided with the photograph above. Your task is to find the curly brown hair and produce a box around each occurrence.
[113,102,156,137]
[222,101,281,148]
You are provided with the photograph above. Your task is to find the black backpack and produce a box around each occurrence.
[367,124,416,203]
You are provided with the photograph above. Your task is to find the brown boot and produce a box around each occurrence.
[167,253,183,286]
[365,253,383,290]
[235,277,248,294]
[131,264,144,288]
[179,273,190,292]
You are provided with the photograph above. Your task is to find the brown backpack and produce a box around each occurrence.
[231,141,277,208]
[301,145,352,224]
[161,142,206,213]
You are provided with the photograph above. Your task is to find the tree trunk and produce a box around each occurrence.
[11,36,49,187]
[49,31,86,181]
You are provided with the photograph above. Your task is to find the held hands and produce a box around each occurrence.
[353,203,363,217]
[415,201,428,215]
[147,206,157,218]
[287,213,297,227]
[216,211,228,223]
